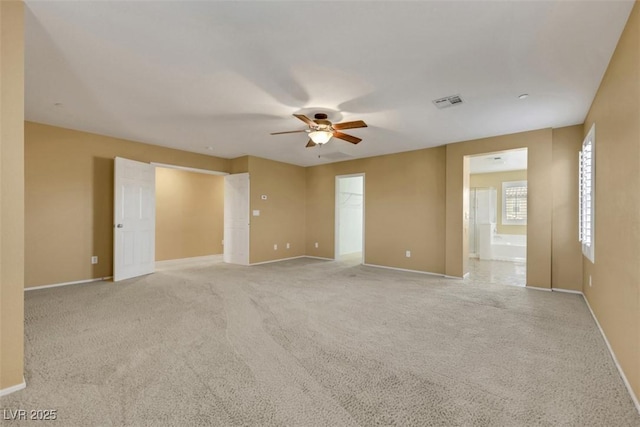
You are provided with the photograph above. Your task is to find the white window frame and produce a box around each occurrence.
[579,124,595,263]
[502,180,527,225]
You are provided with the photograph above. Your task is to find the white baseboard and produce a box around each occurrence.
[551,287,583,295]
[0,378,26,397]
[156,254,222,270]
[250,255,306,266]
[526,286,552,292]
[25,277,112,292]
[582,294,640,414]
[303,256,335,261]
[363,263,449,278]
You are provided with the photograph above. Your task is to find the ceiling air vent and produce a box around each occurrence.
[432,94,464,109]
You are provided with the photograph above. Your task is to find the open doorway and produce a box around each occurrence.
[466,149,527,287]
[335,174,364,263]
[153,163,228,270]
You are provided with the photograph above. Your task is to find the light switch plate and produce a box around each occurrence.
[253,210,260,216]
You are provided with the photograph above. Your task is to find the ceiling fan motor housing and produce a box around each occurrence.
[270,113,366,146]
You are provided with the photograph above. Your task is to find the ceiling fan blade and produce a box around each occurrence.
[332,120,368,130]
[270,130,308,135]
[306,139,316,148]
[293,114,316,127]
[333,131,362,144]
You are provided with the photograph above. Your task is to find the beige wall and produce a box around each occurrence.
[551,126,583,292]
[155,168,224,261]
[583,1,640,399]
[247,156,306,264]
[306,147,447,274]
[0,0,25,391]
[25,122,230,288]
[446,129,554,286]
[11,0,636,404]
[230,156,249,174]
[470,170,528,236]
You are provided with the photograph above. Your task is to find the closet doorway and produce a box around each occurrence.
[335,174,365,263]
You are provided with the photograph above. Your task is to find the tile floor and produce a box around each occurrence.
[466,257,526,287]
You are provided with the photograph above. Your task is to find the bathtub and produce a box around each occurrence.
[491,234,526,262]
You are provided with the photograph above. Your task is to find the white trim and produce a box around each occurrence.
[249,256,306,266]
[0,378,26,397]
[582,294,640,414]
[579,124,595,263]
[151,162,228,176]
[526,286,552,292]
[463,272,470,279]
[303,256,334,261]
[551,288,583,295]
[250,255,339,265]
[525,286,640,414]
[155,254,221,270]
[25,277,112,291]
[363,263,449,278]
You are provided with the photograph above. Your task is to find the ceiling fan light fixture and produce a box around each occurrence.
[309,130,332,144]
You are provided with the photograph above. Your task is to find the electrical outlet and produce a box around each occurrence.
[286,243,290,249]
[405,250,411,258]
[91,256,98,264]
[274,244,278,250]
[314,242,319,248]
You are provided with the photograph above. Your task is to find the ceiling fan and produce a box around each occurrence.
[271,113,368,147]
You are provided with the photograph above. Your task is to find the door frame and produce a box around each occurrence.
[464,148,528,280]
[117,161,228,276]
[334,173,365,263]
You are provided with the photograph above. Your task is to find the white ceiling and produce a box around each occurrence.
[24,1,634,167]
[469,148,527,174]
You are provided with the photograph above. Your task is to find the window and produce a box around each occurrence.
[502,180,527,225]
[579,124,595,262]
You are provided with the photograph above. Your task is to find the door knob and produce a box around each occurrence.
[116,224,124,228]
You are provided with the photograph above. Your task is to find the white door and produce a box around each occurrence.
[114,157,156,281]
[224,173,250,265]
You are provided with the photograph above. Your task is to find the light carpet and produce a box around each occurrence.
[1,257,638,426]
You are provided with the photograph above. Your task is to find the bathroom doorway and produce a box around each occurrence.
[466,149,527,287]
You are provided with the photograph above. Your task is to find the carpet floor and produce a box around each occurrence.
[1,257,639,426]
